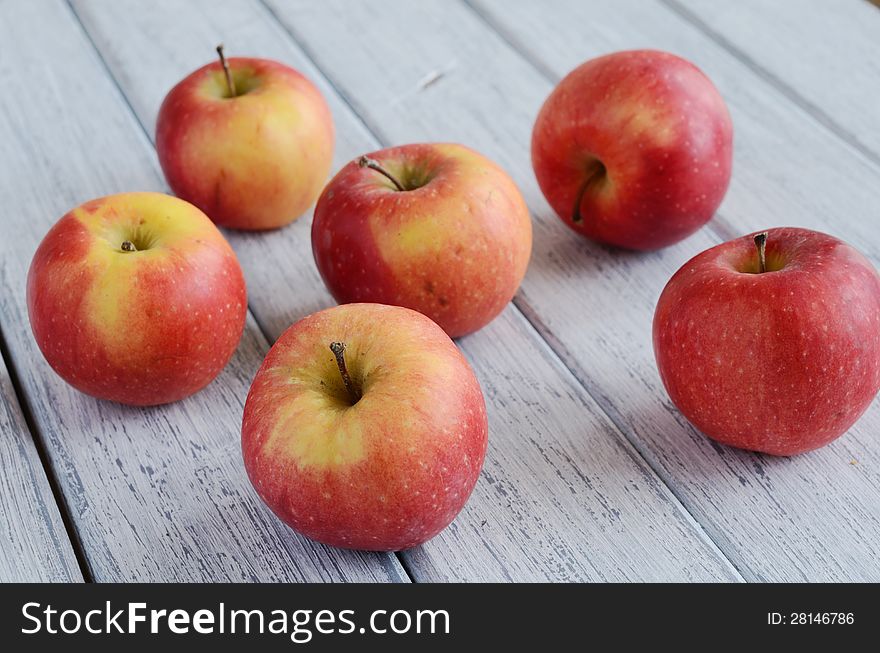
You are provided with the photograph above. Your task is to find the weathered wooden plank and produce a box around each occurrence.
[264,0,880,581]
[467,0,880,581]
[669,0,880,164]
[0,0,405,582]
[468,0,880,262]
[0,347,82,582]
[71,0,741,581]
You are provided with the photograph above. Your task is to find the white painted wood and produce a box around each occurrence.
[0,351,82,581]
[670,0,880,163]
[0,0,405,582]
[70,0,741,581]
[262,0,880,581]
[469,0,880,263]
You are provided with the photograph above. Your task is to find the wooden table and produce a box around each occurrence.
[2,0,879,583]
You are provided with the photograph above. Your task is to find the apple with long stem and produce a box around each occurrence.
[157,45,334,230]
[27,192,247,405]
[653,227,880,455]
[241,303,488,550]
[532,49,732,250]
[311,143,532,338]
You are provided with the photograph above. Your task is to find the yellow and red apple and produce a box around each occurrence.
[241,303,488,551]
[654,228,880,455]
[157,49,334,230]
[532,49,733,250]
[27,192,247,406]
[311,143,532,338]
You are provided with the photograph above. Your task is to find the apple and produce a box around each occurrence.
[156,46,334,230]
[27,192,247,406]
[653,227,880,455]
[531,49,733,250]
[241,303,488,550]
[311,143,532,338]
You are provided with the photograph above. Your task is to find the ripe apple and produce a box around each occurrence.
[241,303,488,550]
[27,192,247,406]
[156,46,334,230]
[311,143,532,338]
[653,228,880,455]
[531,49,733,250]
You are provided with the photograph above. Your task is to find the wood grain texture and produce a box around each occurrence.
[264,0,880,581]
[0,348,82,581]
[70,0,741,581]
[468,0,880,580]
[0,0,405,582]
[470,0,880,579]
[669,0,880,165]
[469,0,880,263]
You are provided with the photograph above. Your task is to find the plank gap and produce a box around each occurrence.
[454,0,880,581]
[256,0,396,146]
[455,0,748,579]
[0,322,93,582]
[44,0,408,582]
[659,0,880,172]
[257,0,744,580]
[466,0,880,242]
[509,296,748,581]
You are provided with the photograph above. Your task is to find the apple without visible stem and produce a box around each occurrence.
[311,143,532,338]
[27,192,247,406]
[532,49,732,250]
[241,303,488,551]
[653,227,880,455]
[157,46,334,230]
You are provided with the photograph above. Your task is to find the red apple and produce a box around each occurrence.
[241,303,488,550]
[27,192,247,406]
[311,143,532,338]
[156,47,334,230]
[532,49,733,250]
[653,228,880,455]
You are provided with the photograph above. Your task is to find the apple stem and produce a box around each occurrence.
[571,160,606,224]
[755,231,768,273]
[216,44,236,98]
[329,342,361,404]
[358,155,406,192]
[121,240,137,252]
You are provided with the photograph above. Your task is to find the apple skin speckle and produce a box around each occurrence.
[26,192,247,406]
[311,143,532,338]
[532,49,732,251]
[156,57,334,231]
[241,303,488,551]
[653,227,880,456]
